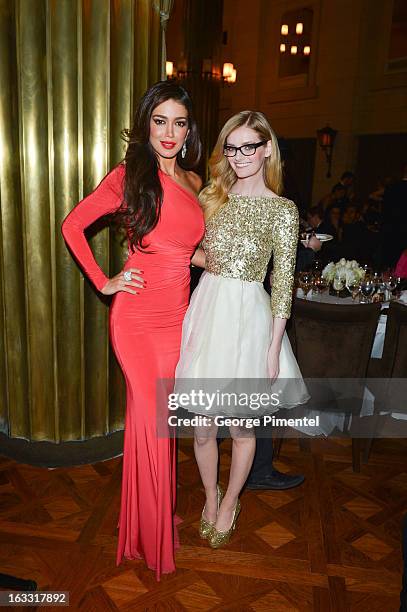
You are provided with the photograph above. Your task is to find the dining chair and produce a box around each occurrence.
[368,301,407,378]
[364,301,407,462]
[282,297,382,471]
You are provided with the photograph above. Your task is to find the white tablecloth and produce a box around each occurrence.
[293,289,407,432]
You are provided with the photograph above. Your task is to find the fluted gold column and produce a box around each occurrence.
[51,0,82,441]
[0,1,29,438]
[0,0,168,449]
[82,0,111,437]
[16,0,55,440]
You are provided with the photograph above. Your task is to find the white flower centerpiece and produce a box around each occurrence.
[322,258,365,297]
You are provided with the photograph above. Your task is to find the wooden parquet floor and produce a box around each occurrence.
[0,437,405,611]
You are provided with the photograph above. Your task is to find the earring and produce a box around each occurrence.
[181,141,187,159]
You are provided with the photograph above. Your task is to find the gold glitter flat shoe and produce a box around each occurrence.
[208,498,241,548]
[199,484,224,539]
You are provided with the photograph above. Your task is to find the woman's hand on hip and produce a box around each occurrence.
[191,247,206,268]
[100,268,145,295]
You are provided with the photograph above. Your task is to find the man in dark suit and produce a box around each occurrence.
[307,205,339,239]
[332,170,355,203]
[381,165,407,268]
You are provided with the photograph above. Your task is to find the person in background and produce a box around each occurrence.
[369,176,396,208]
[369,178,386,204]
[307,205,339,238]
[325,205,342,241]
[381,163,407,268]
[394,249,407,279]
[339,203,381,264]
[306,206,323,230]
[332,170,355,202]
[295,235,322,272]
[319,183,348,213]
[358,199,383,236]
[342,203,358,225]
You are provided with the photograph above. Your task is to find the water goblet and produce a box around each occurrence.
[384,275,397,300]
[360,279,375,303]
[346,280,361,301]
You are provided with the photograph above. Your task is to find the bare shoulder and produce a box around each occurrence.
[185,170,203,194]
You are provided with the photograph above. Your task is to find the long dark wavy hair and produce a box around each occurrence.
[111,81,201,253]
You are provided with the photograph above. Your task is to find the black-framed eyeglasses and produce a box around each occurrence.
[223,140,267,157]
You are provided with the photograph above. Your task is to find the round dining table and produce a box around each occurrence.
[293,288,407,433]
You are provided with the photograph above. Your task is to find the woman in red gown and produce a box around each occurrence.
[61,82,204,580]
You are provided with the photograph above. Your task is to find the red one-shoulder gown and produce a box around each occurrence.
[61,164,204,580]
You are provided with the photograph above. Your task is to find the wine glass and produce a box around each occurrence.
[371,282,386,303]
[346,279,361,301]
[383,275,396,301]
[360,279,375,303]
[332,275,345,297]
[299,272,313,299]
[313,275,328,294]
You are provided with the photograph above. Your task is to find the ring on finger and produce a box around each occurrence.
[123,270,132,282]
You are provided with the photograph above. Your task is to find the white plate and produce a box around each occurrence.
[301,233,334,246]
[316,233,334,242]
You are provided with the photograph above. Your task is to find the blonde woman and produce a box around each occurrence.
[175,111,309,547]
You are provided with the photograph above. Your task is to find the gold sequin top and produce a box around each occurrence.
[202,193,299,319]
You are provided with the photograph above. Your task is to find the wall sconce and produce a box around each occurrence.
[223,62,233,79]
[296,22,303,34]
[317,125,337,178]
[222,62,237,84]
[166,61,176,79]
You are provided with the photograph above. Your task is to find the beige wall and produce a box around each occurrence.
[220,0,407,204]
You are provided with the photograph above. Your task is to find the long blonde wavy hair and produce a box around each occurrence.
[199,110,283,220]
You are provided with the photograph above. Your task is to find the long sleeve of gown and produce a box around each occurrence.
[270,199,299,319]
[61,164,125,292]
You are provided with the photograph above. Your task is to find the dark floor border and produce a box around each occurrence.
[0,430,124,468]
